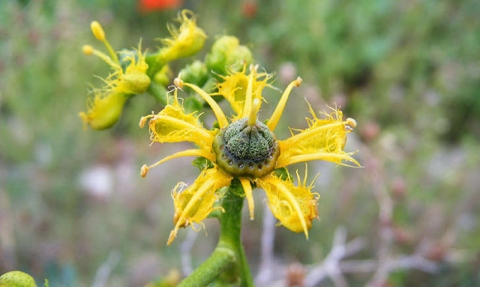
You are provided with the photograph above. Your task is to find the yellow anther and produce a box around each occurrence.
[293,76,303,87]
[346,117,357,128]
[82,45,93,55]
[267,76,302,131]
[90,21,105,41]
[141,165,149,177]
[139,117,148,128]
[173,78,184,88]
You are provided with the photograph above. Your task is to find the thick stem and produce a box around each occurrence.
[178,247,235,287]
[216,182,254,286]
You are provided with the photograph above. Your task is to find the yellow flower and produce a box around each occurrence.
[80,21,150,129]
[140,65,360,245]
[157,10,207,64]
[79,90,127,130]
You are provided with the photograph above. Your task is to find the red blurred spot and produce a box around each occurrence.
[242,1,257,18]
[138,0,183,13]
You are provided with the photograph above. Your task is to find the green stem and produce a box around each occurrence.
[178,247,235,287]
[147,82,168,105]
[145,52,166,78]
[216,184,254,286]
[178,181,253,286]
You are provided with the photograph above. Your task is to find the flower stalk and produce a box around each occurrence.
[178,181,253,286]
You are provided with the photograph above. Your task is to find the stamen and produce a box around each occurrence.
[248,98,261,126]
[346,117,357,128]
[90,21,119,64]
[85,47,119,68]
[240,178,255,220]
[267,77,302,131]
[90,21,105,41]
[139,114,154,128]
[140,164,149,177]
[141,149,215,178]
[82,45,93,55]
[243,64,258,120]
[277,152,361,169]
[175,78,229,129]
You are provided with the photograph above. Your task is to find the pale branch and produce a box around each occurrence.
[180,228,199,276]
[91,251,121,287]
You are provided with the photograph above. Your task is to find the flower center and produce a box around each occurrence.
[213,118,280,178]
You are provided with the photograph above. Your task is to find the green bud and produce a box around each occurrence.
[206,36,253,76]
[0,271,38,287]
[178,60,208,87]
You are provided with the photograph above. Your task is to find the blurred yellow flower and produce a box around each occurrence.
[157,10,207,63]
[79,90,127,130]
[0,270,38,287]
[140,65,359,245]
[80,21,150,129]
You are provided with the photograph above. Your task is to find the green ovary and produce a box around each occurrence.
[213,118,280,178]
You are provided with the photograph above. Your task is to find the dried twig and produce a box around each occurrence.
[255,206,277,285]
[180,228,198,276]
[305,227,365,287]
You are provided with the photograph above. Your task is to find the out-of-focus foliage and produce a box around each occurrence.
[1,0,479,286]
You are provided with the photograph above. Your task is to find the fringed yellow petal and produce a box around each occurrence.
[148,114,213,146]
[79,91,127,130]
[85,40,150,96]
[277,105,360,168]
[240,178,255,220]
[168,168,232,245]
[256,173,319,238]
[158,10,207,63]
[147,89,215,148]
[115,40,150,94]
[215,65,272,121]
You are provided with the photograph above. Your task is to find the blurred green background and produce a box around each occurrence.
[1,0,480,286]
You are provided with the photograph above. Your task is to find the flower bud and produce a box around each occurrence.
[158,10,207,63]
[153,65,172,87]
[116,45,151,94]
[79,91,128,130]
[178,60,208,87]
[0,271,38,287]
[206,36,253,75]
